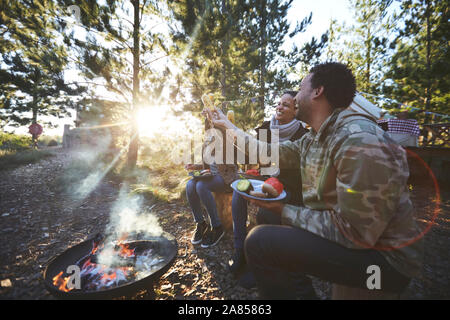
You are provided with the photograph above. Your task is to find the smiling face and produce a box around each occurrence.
[275,94,297,125]
[294,74,314,123]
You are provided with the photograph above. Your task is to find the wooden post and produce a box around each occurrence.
[212,192,233,231]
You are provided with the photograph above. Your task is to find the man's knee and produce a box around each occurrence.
[244,225,270,256]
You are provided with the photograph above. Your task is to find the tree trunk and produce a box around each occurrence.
[127,0,141,169]
[259,0,267,110]
[425,0,432,123]
[221,0,228,102]
[365,27,372,93]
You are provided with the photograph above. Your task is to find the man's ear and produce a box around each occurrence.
[313,86,324,99]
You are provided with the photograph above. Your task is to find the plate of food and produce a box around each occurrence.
[231,177,286,201]
[189,169,213,180]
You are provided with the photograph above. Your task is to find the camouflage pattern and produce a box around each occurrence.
[239,108,424,278]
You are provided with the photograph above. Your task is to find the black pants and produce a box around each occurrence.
[245,211,411,299]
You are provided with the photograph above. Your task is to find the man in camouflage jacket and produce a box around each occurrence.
[208,62,423,299]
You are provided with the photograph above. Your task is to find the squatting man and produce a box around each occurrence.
[205,62,423,299]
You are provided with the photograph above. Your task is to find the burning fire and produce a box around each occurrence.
[52,233,164,293]
[52,271,72,292]
[117,233,135,258]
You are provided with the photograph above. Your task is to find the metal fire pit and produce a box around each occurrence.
[43,233,177,299]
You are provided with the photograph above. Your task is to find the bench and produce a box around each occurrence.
[212,188,260,232]
[212,191,233,231]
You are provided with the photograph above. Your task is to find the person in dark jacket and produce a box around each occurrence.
[229,91,308,288]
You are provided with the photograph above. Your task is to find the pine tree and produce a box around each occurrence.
[57,0,173,168]
[0,0,85,130]
[343,0,394,96]
[169,0,327,130]
[384,0,449,123]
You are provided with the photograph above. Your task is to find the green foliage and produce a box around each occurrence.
[383,0,450,123]
[169,0,327,130]
[326,0,394,98]
[0,132,32,151]
[133,138,191,202]
[323,0,448,124]
[0,0,86,127]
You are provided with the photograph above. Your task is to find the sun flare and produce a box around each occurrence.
[137,104,203,138]
[137,106,167,137]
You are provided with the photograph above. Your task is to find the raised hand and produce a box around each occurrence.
[210,108,236,131]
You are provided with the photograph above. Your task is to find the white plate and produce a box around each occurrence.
[231,179,286,201]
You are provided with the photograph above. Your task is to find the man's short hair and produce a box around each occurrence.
[309,62,356,109]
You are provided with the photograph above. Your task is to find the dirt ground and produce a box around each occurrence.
[0,147,449,299]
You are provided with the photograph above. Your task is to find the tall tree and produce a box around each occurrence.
[169,0,259,129]
[0,0,85,129]
[384,0,449,123]
[332,0,393,97]
[243,1,327,113]
[169,0,327,130]
[58,0,172,168]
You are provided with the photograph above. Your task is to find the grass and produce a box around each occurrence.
[0,149,54,171]
[127,137,191,203]
[0,132,57,171]
[0,132,32,151]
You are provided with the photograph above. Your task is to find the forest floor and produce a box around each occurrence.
[0,147,449,300]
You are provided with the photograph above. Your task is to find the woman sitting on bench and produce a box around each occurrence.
[184,119,238,248]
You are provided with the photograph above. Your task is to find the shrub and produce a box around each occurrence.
[0,132,32,151]
[47,139,58,147]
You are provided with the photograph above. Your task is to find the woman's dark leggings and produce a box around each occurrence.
[245,211,411,299]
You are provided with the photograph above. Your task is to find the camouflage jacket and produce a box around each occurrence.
[238,109,423,278]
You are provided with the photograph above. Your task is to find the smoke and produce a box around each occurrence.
[96,185,164,268]
[64,131,125,200]
[106,186,163,238]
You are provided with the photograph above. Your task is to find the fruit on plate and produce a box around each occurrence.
[193,170,201,176]
[237,179,253,193]
[261,178,284,197]
[245,169,260,176]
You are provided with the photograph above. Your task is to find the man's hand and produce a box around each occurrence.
[241,196,285,215]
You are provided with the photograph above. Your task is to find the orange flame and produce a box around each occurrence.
[118,242,135,257]
[52,271,73,292]
[117,233,135,257]
[100,272,117,282]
